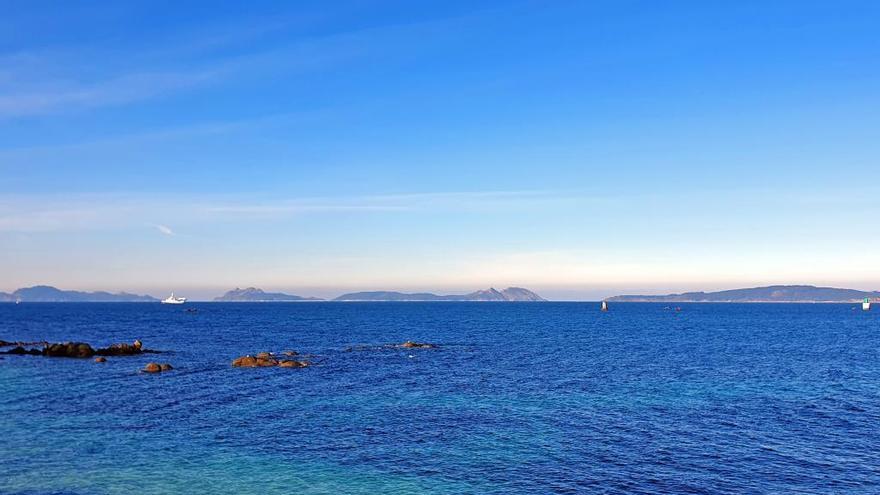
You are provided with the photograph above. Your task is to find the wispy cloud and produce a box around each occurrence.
[0,70,217,119]
[204,190,578,217]
[154,224,175,236]
[0,190,575,233]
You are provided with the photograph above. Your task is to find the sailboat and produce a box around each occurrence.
[161,292,186,305]
[601,300,608,312]
[862,298,871,311]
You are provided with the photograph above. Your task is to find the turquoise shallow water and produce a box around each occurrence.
[1,302,879,494]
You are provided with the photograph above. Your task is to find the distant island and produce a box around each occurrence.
[334,287,546,302]
[214,287,323,302]
[0,285,157,303]
[608,285,880,303]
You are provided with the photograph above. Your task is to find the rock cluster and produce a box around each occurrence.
[44,342,96,358]
[232,352,309,368]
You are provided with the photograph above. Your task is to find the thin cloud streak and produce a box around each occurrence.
[0,190,575,232]
[0,70,218,119]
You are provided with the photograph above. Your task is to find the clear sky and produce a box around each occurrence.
[1,0,879,300]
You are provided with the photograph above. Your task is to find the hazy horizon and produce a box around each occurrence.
[3,1,879,297]
[3,281,880,302]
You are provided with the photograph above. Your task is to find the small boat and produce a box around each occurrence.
[601,300,608,312]
[161,293,186,305]
[863,298,871,311]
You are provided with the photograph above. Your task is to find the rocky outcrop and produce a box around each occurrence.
[2,339,158,358]
[94,357,107,363]
[43,342,95,358]
[96,340,144,356]
[232,352,309,368]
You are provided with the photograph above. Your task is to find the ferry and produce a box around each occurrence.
[161,293,187,305]
[863,298,871,311]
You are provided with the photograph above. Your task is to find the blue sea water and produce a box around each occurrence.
[1,302,879,494]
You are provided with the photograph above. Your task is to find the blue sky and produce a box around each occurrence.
[1,0,879,300]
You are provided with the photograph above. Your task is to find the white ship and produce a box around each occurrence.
[863,298,871,311]
[161,293,186,305]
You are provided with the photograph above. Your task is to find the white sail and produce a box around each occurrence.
[601,300,608,312]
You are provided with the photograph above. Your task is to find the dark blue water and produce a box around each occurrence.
[1,303,879,494]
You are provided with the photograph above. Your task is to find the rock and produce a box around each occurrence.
[43,342,95,358]
[278,360,309,368]
[399,341,437,349]
[232,355,258,367]
[159,363,173,371]
[94,357,107,363]
[143,362,161,373]
[97,341,143,356]
[282,350,298,356]
[4,346,41,355]
[255,352,273,360]
[255,357,278,367]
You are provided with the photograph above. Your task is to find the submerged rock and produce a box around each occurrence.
[6,346,41,355]
[159,363,173,371]
[94,357,107,363]
[282,350,298,356]
[278,359,309,368]
[399,341,438,349]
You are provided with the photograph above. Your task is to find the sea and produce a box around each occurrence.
[1,302,879,494]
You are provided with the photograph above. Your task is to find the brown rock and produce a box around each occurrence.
[159,363,173,371]
[143,362,161,373]
[133,339,143,350]
[255,357,278,367]
[282,350,298,356]
[255,352,273,360]
[278,360,309,368]
[94,357,107,363]
[232,355,258,367]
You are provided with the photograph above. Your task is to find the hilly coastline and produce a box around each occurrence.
[608,285,880,303]
[0,285,157,303]
[214,287,322,302]
[334,287,545,302]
